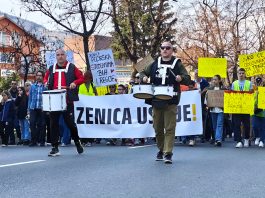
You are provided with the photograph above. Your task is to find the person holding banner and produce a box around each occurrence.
[44,49,84,156]
[231,68,253,148]
[140,41,190,164]
[252,77,265,147]
[79,70,98,147]
[105,84,118,146]
[205,75,226,147]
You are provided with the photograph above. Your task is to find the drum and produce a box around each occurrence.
[133,84,154,99]
[154,86,174,100]
[42,89,67,111]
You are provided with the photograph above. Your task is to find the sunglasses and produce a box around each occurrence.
[160,46,171,50]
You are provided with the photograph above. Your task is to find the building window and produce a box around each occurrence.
[0,31,12,46]
[0,52,14,63]
[11,32,21,46]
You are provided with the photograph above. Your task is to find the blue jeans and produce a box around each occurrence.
[19,119,30,141]
[211,112,224,141]
[252,116,265,142]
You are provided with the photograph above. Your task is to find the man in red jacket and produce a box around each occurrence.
[44,49,84,156]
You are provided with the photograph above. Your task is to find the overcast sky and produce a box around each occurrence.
[1,0,53,28]
[1,0,115,35]
[1,0,184,35]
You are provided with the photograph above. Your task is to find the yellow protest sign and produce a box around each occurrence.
[239,50,265,77]
[224,91,254,114]
[258,87,265,109]
[198,58,227,78]
[96,86,109,96]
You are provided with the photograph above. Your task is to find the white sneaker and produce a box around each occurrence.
[244,139,250,147]
[189,140,195,147]
[84,142,92,147]
[259,141,264,148]
[235,142,243,148]
[134,139,140,145]
[255,138,260,146]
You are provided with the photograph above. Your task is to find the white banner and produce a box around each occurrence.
[74,90,203,138]
[88,49,117,87]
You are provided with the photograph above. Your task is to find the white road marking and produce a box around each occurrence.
[0,160,46,168]
[128,144,156,149]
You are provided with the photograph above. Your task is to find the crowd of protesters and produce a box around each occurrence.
[0,67,265,149]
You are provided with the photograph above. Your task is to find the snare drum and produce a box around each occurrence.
[133,84,154,99]
[154,86,174,100]
[42,89,67,111]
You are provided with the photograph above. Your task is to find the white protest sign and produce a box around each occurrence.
[74,90,203,138]
[45,51,75,68]
[1,69,15,77]
[88,49,117,87]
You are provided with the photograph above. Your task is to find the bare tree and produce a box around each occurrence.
[20,0,107,70]
[0,19,45,82]
[175,0,256,83]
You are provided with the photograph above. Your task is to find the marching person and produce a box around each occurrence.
[44,49,84,156]
[78,70,98,147]
[105,84,117,146]
[194,69,211,144]
[205,75,226,147]
[140,40,190,164]
[252,77,265,147]
[28,71,47,147]
[231,68,253,148]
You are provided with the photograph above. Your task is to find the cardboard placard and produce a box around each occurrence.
[135,54,154,72]
[206,90,224,108]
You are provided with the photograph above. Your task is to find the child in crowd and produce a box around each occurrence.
[0,91,15,146]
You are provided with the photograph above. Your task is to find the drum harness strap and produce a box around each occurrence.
[52,62,70,110]
[157,57,179,96]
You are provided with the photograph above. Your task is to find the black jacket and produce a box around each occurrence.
[15,95,28,119]
[140,57,191,105]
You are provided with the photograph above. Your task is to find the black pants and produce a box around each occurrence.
[30,109,46,144]
[50,104,79,147]
[0,121,14,145]
[203,108,214,141]
[232,114,250,142]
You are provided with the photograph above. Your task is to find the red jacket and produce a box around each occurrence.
[44,61,84,89]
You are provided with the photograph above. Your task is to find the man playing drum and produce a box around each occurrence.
[140,41,190,164]
[44,49,85,156]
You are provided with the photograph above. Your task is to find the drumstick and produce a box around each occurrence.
[169,68,176,78]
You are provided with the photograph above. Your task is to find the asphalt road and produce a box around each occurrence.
[1,140,265,198]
